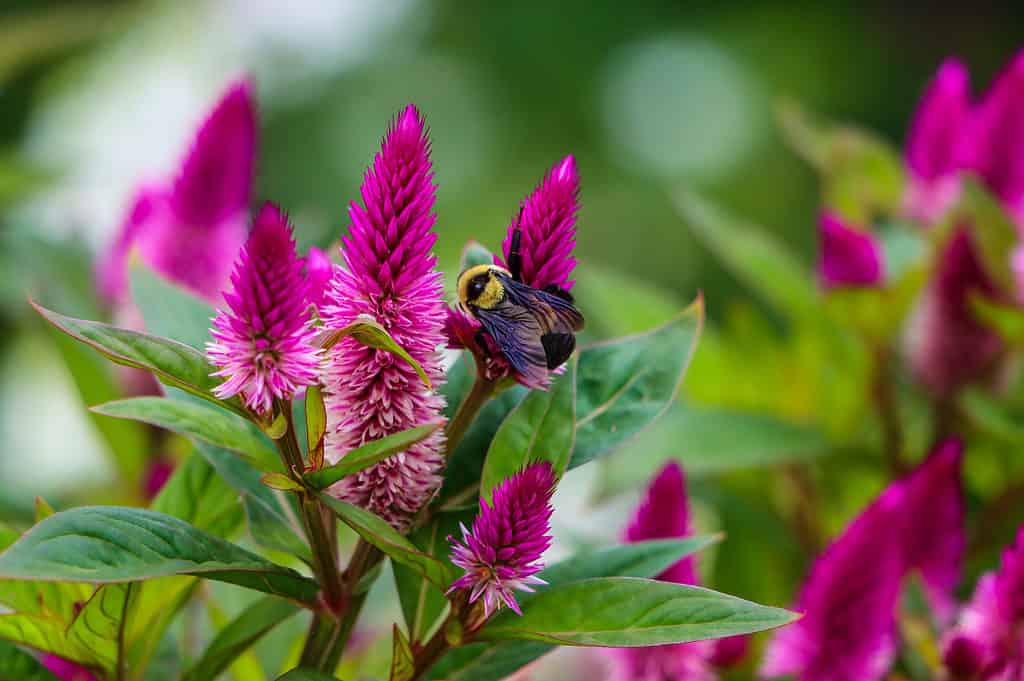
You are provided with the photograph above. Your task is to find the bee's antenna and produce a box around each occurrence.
[508,204,524,282]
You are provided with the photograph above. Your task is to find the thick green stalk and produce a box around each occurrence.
[444,364,497,457]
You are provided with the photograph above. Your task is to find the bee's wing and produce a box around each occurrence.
[477,277,584,382]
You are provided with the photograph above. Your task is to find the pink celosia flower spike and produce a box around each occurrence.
[905,227,1004,398]
[943,524,1024,680]
[40,655,97,681]
[98,79,256,305]
[498,154,580,291]
[304,246,334,313]
[903,58,971,224]
[448,462,556,618]
[817,212,885,290]
[901,438,965,626]
[207,203,321,415]
[610,462,717,681]
[322,105,448,529]
[761,486,906,681]
[958,49,1024,227]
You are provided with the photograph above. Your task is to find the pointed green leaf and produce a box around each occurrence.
[0,507,317,604]
[0,613,97,666]
[570,299,704,469]
[65,583,135,671]
[92,397,280,472]
[958,180,1020,296]
[481,361,576,500]
[0,639,61,681]
[31,303,245,418]
[182,596,301,681]
[305,422,444,490]
[477,577,796,647]
[261,473,304,492]
[390,624,416,681]
[274,670,339,681]
[33,497,54,523]
[321,315,432,389]
[319,494,453,590]
[305,384,327,469]
[129,261,216,351]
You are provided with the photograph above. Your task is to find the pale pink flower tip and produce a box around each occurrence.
[497,154,580,292]
[207,203,321,414]
[448,462,556,618]
[97,78,256,305]
[322,104,448,529]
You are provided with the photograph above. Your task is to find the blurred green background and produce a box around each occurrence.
[1,0,1023,616]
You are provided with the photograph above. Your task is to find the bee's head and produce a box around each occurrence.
[457,264,510,310]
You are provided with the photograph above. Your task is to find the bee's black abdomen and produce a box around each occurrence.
[541,332,576,369]
[542,284,575,304]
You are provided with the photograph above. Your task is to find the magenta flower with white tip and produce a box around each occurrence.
[448,462,556,618]
[322,105,448,529]
[207,203,321,415]
[98,79,256,305]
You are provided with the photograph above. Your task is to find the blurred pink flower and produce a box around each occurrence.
[905,227,1004,398]
[903,58,971,224]
[207,203,321,415]
[322,105,447,529]
[40,656,96,681]
[610,463,745,681]
[761,485,906,681]
[97,79,256,305]
[304,246,335,313]
[817,212,884,290]
[943,525,1024,680]
[141,455,175,500]
[448,462,555,617]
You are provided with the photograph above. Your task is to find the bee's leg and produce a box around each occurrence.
[543,284,575,303]
[508,209,523,282]
[474,328,492,357]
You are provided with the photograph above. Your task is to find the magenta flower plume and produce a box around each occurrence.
[761,487,906,681]
[321,105,447,529]
[943,525,1024,680]
[448,462,556,618]
[611,462,717,681]
[304,246,334,312]
[207,203,321,415]
[97,79,256,305]
[901,439,965,625]
[817,212,884,290]
[958,50,1024,226]
[497,155,580,291]
[904,58,971,224]
[40,656,97,681]
[905,227,1004,397]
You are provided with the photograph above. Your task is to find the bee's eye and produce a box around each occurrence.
[468,278,486,299]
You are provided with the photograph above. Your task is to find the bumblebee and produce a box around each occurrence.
[456,227,584,384]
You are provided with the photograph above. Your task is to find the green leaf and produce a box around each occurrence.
[390,624,416,681]
[437,357,526,507]
[0,639,61,681]
[92,397,280,472]
[129,262,216,351]
[194,443,310,562]
[425,538,717,680]
[958,180,1019,294]
[33,498,54,523]
[481,361,576,500]
[182,596,301,681]
[971,292,1024,347]
[305,422,444,491]
[65,583,134,671]
[777,99,905,223]
[460,240,494,270]
[675,191,814,319]
[319,494,453,590]
[305,384,327,470]
[570,299,704,469]
[574,265,682,337]
[0,613,97,666]
[274,670,339,681]
[600,403,829,495]
[477,577,796,647]
[32,303,245,418]
[0,507,317,604]
[261,473,304,492]
[321,316,432,389]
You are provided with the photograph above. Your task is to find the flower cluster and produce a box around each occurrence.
[448,462,556,618]
[321,105,448,529]
[207,203,322,415]
[446,155,580,388]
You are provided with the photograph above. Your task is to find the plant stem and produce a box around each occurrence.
[409,619,453,681]
[871,346,906,477]
[444,365,497,457]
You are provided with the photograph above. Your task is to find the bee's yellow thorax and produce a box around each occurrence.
[457,264,510,311]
